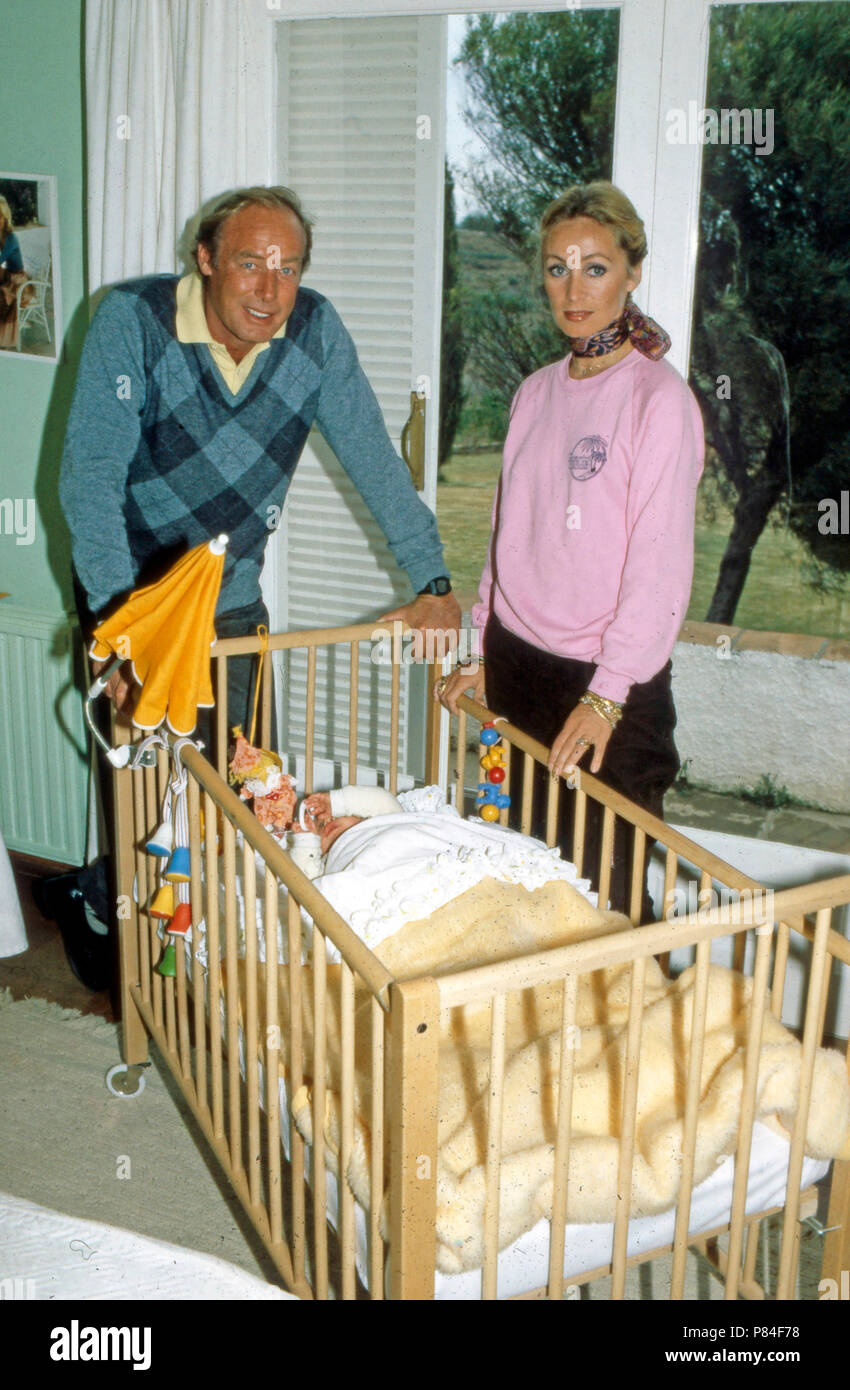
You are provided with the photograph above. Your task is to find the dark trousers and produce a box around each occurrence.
[484,613,680,921]
[76,589,273,924]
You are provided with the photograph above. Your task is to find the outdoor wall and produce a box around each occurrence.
[672,623,850,814]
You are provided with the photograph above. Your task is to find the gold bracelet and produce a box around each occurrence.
[579,691,624,727]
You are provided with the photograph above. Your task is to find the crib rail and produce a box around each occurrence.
[110,624,850,1302]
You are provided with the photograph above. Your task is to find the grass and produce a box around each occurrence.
[437,450,850,638]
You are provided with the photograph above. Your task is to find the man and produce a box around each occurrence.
[38,185,459,990]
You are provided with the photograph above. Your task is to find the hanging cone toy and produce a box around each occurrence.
[167,902,192,937]
[145,818,173,858]
[149,883,175,919]
[164,846,191,883]
[156,938,177,978]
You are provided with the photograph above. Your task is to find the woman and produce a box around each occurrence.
[0,195,28,350]
[437,182,704,916]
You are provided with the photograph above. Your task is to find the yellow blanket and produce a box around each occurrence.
[286,877,850,1275]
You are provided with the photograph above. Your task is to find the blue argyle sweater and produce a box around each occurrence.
[59,275,445,619]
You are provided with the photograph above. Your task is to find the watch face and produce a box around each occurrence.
[423,577,451,596]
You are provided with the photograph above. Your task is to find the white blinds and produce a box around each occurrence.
[274,14,446,778]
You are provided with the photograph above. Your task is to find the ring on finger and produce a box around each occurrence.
[575,737,590,748]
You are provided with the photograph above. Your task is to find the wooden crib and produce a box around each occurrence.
[107,624,850,1301]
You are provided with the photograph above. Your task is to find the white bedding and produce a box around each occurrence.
[195,786,597,968]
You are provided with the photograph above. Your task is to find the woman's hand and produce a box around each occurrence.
[548,706,613,778]
[434,664,486,716]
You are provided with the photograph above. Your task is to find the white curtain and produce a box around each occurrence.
[85,0,273,291]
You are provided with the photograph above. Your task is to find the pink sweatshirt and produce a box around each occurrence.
[471,349,705,704]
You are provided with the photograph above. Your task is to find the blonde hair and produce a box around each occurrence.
[0,196,13,241]
[193,186,313,272]
[540,181,647,270]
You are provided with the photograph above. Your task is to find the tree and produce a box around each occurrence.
[439,164,467,468]
[690,4,850,613]
[457,11,618,253]
[454,6,850,621]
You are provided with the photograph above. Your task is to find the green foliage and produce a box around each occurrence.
[455,11,618,252]
[735,774,794,810]
[694,3,850,575]
[439,164,468,467]
[459,212,496,231]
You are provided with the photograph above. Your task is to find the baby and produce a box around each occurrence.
[298,786,403,856]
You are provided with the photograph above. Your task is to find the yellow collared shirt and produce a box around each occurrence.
[175,272,287,395]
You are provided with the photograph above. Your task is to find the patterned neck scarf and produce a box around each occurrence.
[570,297,671,361]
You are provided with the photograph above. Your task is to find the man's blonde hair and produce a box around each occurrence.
[193,186,313,272]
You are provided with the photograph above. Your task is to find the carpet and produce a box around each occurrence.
[0,988,283,1290]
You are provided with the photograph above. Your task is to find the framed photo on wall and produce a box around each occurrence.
[0,172,62,363]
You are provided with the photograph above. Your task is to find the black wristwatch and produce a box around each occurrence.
[417,576,452,596]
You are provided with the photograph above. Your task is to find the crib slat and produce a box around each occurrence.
[287,892,306,1286]
[724,922,773,1299]
[389,626,401,795]
[482,992,508,1300]
[455,707,467,814]
[629,827,646,924]
[312,929,329,1300]
[611,956,647,1299]
[520,752,534,837]
[498,733,511,828]
[776,906,833,1299]
[145,762,163,1028]
[182,776,204,1087]
[304,646,317,794]
[572,786,587,878]
[545,775,559,848]
[659,848,678,976]
[214,653,228,778]
[597,806,615,910]
[164,965,177,1055]
[547,973,578,1300]
[204,790,222,1134]
[340,959,356,1300]
[243,841,261,1208]
[348,640,359,783]
[370,996,385,1299]
[670,933,711,1299]
[133,773,151,1005]
[223,815,243,1178]
[265,869,283,1247]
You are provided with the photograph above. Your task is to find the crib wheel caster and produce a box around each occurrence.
[105,1063,148,1098]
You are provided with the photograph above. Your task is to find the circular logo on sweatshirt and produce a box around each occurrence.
[569,435,608,481]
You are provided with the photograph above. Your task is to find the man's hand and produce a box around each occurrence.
[378,591,462,659]
[91,656,136,716]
